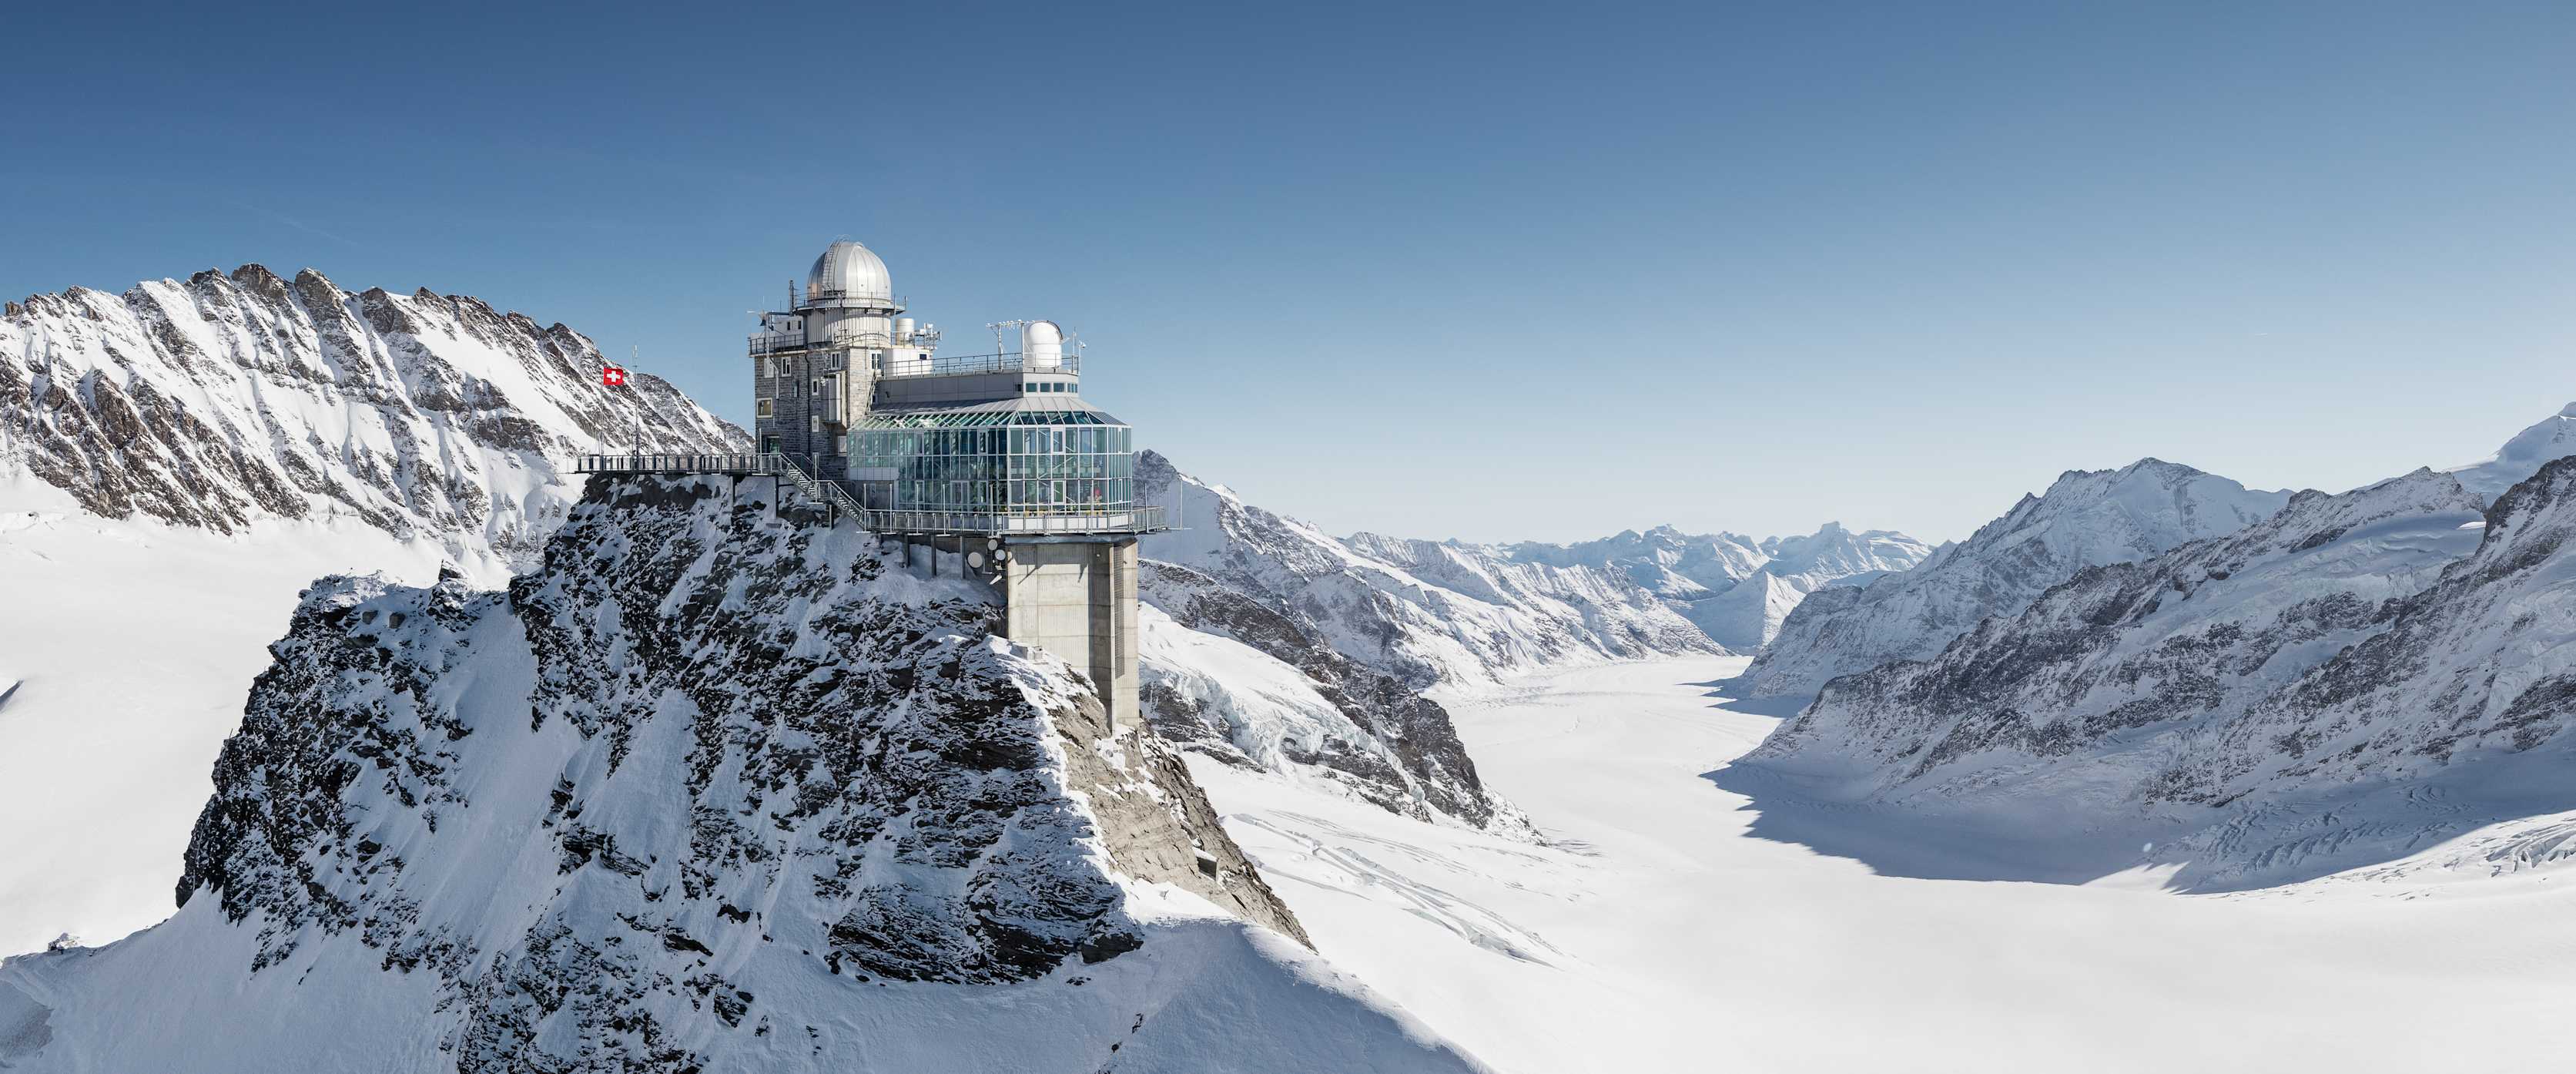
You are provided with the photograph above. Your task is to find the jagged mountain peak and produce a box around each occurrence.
[1740,457,2288,700]
[1502,519,1935,653]
[2,263,743,574]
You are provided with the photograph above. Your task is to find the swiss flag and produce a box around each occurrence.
[601,364,628,388]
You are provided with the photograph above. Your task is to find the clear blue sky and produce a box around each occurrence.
[6,2,2572,543]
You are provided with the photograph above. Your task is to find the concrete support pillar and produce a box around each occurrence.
[1000,538,1140,728]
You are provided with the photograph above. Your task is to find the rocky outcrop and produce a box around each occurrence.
[1739,458,2290,700]
[1139,562,1529,834]
[1137,451,1719,690]
[0,478,1502,1073]
[1,267,742,569]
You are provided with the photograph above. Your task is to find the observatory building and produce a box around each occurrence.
[743,239,1164,723]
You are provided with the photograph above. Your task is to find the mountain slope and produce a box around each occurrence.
[1138,562,1531,834]
[2,265,742,572]
[0,476,1485,1073]
[1738,458,2290,700]
[2447,401,2576,504]
[1137,451,1719,690]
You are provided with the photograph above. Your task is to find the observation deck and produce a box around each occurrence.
[571,452,1163,538]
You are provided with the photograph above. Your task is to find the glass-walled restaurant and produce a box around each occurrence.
[846,404,1145,531]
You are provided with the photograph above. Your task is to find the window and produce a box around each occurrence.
[755,398,774,418]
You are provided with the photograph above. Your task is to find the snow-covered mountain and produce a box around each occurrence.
[1509,522,1935,650]
[2448,401,2576,504]
[0,266,748,958]
[0,476,1485,1073]
[1138,562,1530,835]
[1137,451,1720,691]
[2,265,743,573]
[1737,458,2292,700]
[1734,458,2576,889]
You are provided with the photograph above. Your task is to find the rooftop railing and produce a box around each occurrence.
[877,351,1080,380]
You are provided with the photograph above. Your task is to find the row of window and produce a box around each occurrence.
[851,426,1131,458]
[1021,381,1077,394]
[885,478,1136,513]
[853,452,1133,482]
[849,419,1139,515]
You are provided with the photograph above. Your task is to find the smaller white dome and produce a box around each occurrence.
[806,240,892,304]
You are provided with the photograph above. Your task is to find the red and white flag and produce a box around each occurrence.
[600,364,628,388]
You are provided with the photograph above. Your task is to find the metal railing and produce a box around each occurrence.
[847,504,1166,536]
[747,330,907,354]
[878,351,1080,380]
[571,453,1164,535]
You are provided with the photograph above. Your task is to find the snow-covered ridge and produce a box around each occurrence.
[1139,562,1533,835]
[2,265,743,572]
[0,475,1485,1072]
[1508,522,1935,650]
[1738,458,2292,700]
[2447,401,2576,504]
[1137,451,1720,690]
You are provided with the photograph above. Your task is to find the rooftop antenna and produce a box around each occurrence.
[989,319,1030,356]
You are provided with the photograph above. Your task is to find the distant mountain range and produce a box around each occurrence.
[1724,404,2576,888]
[1507,522,1935,651]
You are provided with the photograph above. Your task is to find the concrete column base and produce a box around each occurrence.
[1000,539,1139,728]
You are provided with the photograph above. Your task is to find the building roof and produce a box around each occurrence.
[806,240,893,304]
[856,397,1127,428]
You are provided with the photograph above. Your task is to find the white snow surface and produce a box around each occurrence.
[1740,457,2291,699]
[2447,400,2576,503]
[1137,451,1720,690]
[1509,522,1935,650]
[1136,596,1533,836]
[1188,656,2576,1073]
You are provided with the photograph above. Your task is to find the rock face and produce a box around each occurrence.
[1509,522,1935,650]
[0,266,743,570]
[1739,458,2291,700]
[1736,463,2576,888]
[1137,451,1719,690]
[0,478,1483,1072]
[1138,562,1529,834]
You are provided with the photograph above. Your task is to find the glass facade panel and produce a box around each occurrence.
[847,404,1143,522]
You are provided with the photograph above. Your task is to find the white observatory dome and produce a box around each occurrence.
[806,240,893,304]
